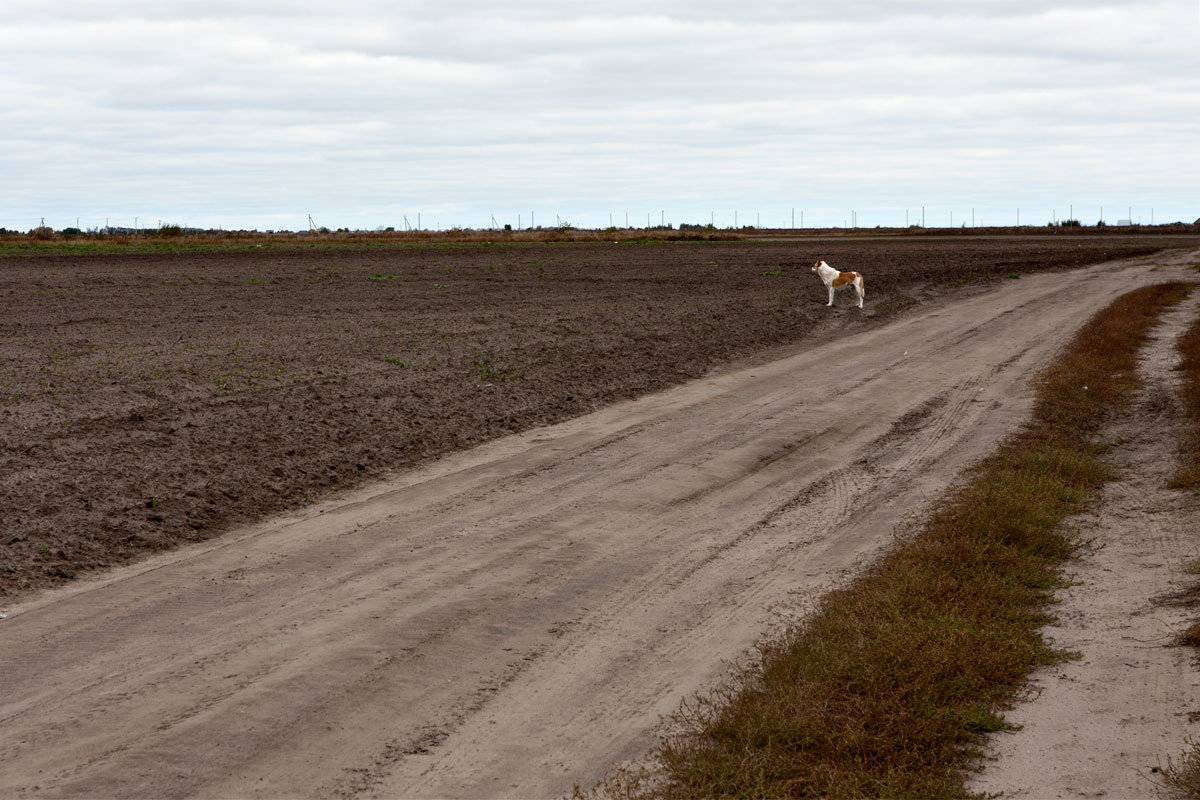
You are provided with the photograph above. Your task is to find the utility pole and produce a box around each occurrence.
[971,208,974,227]
[921,206,925,227]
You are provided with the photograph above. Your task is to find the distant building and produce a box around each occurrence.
[1115,219,1132,226]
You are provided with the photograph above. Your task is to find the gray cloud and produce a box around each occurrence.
[2,1,1197,230]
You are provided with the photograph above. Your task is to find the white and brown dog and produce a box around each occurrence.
[811,260,865,308]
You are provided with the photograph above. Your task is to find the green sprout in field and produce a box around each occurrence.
[475,361,508,382]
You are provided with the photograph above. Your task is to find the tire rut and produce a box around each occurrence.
[1,250,1197,799]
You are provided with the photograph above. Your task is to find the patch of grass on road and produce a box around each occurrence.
[618,283,1191,799]
[1169,304,1200,489]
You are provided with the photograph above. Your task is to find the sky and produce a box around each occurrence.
[2,1,1198,232]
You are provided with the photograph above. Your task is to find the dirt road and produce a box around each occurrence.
[1,249,1196,799]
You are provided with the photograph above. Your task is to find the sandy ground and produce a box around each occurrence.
[0,249,1196,799]
[969,288,1200,799]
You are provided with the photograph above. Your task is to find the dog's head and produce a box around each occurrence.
[811,260,826,272]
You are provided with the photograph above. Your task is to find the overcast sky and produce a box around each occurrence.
[3,1,1198,231]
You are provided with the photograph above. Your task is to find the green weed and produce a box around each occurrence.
[475,361,508,382]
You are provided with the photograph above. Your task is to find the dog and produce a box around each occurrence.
[811,260,865,308]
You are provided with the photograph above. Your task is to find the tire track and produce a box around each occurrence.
[0,249,1196,799]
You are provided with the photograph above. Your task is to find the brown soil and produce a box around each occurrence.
[2,234,1198,599]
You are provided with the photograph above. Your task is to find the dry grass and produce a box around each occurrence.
[611,283,1191,799]
[1169,298,1200,488]
[0,226,737,252]
[1165,745,1200,799]
[5,224,1200,255]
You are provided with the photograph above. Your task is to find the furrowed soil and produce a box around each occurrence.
[0,235,1198,798]
[4,234,1197,598]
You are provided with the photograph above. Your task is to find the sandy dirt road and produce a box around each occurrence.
[1,249,1196,799]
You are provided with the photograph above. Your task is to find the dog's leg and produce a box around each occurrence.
[827,285,835,306]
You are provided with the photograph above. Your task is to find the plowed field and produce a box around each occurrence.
[3,234,1198,598]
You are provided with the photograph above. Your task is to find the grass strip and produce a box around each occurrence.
[1169,299,1200,489]
[624,283,1191,799]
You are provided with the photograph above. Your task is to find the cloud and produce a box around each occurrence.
[2,1,1197,229]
